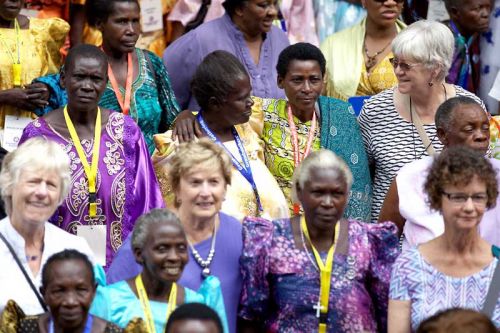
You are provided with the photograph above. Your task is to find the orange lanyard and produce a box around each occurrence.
[107,52,133,115]
[287,105,317,214]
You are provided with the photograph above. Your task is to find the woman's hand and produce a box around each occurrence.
[171,109,202,143]
[0,85,48,111]
[25,83,50,108]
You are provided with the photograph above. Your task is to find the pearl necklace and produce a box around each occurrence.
[188,225,217,278]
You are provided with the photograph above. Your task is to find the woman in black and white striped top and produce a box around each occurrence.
[358,20,486,222]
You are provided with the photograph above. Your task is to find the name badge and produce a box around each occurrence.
[2,115,32,151]
[141,0,163,33]
[427,0,449,22]
[76,224,107,266]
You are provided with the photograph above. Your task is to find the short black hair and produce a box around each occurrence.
[65,44,108,73]
[85,0,140,27]
[435,96,482,131]
[276,42,326,78]
[443,0,466,13]
[165,303,223,333]
[41,249,95,290]
[222,0,246,16]
[191,50,249,110]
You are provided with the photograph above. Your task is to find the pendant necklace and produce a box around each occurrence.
[363,37,392,72]
[188,224,217,278]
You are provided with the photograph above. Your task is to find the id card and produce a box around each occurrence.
[141,0,163,33]
[427,0,449,22]
[76,224,107,266]
[3,115,32,151]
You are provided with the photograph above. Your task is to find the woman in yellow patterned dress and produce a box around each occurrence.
[320,0,406,101]
[0,0,68,148]
[154,50,288,221]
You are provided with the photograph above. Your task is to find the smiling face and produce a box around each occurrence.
[236,0,278,35]
[62,56,108,112]
[0,0,23,21]
[392,57,438,94]
[362,0,403,28]
[43,259,96,331]
[136,223,189,283]
[441,176,488,231]
[450,0,491,35]
[98,1,141,54]
[278,59,324,115]
[214,75,253,127]
[440,103,489,153]
[176,166,227,221]
[10,168,61,226]
[297,167,348,232]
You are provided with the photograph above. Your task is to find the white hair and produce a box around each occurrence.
[291,149,353,203]
[392,20,455,81]
[0,137,71,215]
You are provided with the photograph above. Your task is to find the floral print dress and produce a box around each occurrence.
[239,217,400,332]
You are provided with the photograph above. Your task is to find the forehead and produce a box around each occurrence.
[19,167,60,182]
[169,319,219,333]
[66,55,107,75]
[108,1,140,17]
[183,165,224,179]
[451,104,487,123]
[286,59,322,75]
[147,223,186,242]
[306,166,347,187]
[46,259,92,284]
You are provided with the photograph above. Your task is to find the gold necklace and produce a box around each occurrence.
[363,38,392,72]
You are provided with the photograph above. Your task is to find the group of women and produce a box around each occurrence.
[1,0,500,332]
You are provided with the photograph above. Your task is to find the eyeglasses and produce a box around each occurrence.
[442,191,489,205]
[389,58,420,71]
[372,0,405,3]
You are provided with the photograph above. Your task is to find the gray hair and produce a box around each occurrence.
[131,209,184,250]
[0,137,71,215]
[392,20,454,81]
[291,149,353,203]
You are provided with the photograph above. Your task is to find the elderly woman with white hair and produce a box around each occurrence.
[358,20,486,222]
[0,137,94,315]
[238,149,400,333]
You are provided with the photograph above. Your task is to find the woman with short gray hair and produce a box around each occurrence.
[0,137,94,315]
[239,149,400,332]
[90,208,229,332]
[358,20,486,222]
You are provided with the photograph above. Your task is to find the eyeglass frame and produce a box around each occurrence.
[389,58,420,72]
[441,191,489,205]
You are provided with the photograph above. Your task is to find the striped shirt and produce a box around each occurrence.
[358,86,484,222]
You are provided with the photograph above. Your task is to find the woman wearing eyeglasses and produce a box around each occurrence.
[320,0,405,101]
[388,146,500,332]
[358,20,486,222]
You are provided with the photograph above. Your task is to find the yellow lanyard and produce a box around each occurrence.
[300,216,340,333]
[0,18,22,86]
[135,275,177,333]
[63,105,101,217]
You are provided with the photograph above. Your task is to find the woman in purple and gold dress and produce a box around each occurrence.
[238,149,400,332]
[19,44,164,267]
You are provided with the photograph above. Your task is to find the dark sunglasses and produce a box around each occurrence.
[372,0,405,4]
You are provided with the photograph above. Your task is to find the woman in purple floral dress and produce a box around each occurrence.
[238,149,400,332]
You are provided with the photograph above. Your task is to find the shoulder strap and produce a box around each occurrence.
[0,232,48,312]
[397,91,436,156]
[481,245,500,317]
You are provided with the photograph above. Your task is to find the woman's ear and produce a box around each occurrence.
[133,247,144,265]
[59,68,66,89]
[277,76,284,89]
[207,96,220,110]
